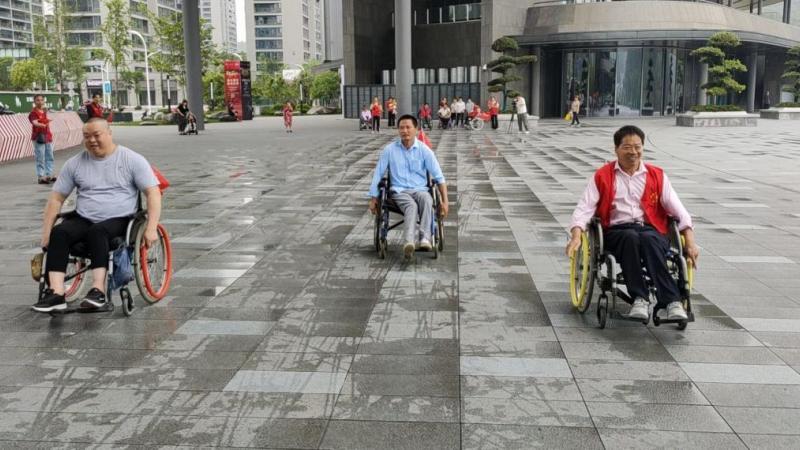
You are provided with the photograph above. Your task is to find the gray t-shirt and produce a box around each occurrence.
[53,145,158,223]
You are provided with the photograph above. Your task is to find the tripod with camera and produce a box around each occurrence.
[506,98,518,134]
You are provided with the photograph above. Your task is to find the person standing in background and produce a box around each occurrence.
[570,95,582,127]
[488,96,499,130]
[282,101,294,133]
[85,94,105,120]
[387,97,398,128]
[175,99,189,135]
[371,97,383,133]
[29,94,56,185]
[515,93,530,134]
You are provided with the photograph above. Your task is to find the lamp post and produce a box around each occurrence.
[129,30,152,117]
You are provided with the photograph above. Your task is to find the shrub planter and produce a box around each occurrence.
[760,107,800,120]
[676,111,757,127]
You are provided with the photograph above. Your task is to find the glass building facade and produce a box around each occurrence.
[560,47,691,117]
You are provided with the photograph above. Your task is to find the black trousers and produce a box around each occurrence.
[491,114,498,129]
[47,215,129,272]
[372,116,380,132]
[388,112,396,127]
[603,223,680,306]
[571,112,580,125]
[177,115,187,132]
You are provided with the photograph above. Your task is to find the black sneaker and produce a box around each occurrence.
[78,288,109,312]
[32,289,66,312]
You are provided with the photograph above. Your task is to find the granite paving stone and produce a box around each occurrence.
[2,117,800,446]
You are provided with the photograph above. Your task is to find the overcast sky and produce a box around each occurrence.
[236,0,245,43]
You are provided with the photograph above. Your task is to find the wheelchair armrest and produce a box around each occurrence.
[57,210,79,220]
[378,177,389,189]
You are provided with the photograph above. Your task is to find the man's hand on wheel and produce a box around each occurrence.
[565,227,583,258]
[439,202,449,219]
[144,227,159,248]
[685,242,700,269]
[368,197,379,215]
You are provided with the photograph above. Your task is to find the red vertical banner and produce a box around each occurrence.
[224,60,242,121]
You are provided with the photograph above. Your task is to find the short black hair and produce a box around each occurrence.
[397,114,418,128]
[92,93,101,98]
[33,94,44,100]
[613,125,645,147]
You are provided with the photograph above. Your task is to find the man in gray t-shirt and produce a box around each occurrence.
[32,118,163,313]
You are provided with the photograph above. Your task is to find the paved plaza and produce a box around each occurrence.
[1,115,799,448]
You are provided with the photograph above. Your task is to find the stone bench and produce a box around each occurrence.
[676,111,758,127]
[760,107,800,120]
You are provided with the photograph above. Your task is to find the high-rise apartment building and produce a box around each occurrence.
[245,0,326,76]
[0,0,44,58]
[324,0,342,61]
[64,0,182,107]
[200,0,237,54]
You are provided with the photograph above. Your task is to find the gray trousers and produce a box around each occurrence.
[392,190,433,244]
[517,113,529,132]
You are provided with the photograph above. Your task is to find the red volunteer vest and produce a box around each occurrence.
[594,161,668,235]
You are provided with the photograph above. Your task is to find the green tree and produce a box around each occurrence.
[255,55,284,76]
[486,36,536,110]
[253,73,299,105]
[148,9,217,91]
[691,31,747,105]
[781,46,800,103]
[0,57,13,89]
[32,1,85,108]
[100,0,131,108]
[120,69,144,106]
[310,70,340,105]
[202,67,224,110]
[10,58,46,90]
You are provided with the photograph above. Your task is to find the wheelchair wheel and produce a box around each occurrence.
[373,203,382,253]
[597,294,608,329]
[134,223,173,304]
[120,287,134,317]
[470,119,484,131]
[569,230,595,313]
[63,257,87,303]
[437,216,444,251]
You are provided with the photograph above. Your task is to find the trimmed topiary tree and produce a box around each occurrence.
[781,46,800,103]
[487,36,536,111]
[691,31,747,107]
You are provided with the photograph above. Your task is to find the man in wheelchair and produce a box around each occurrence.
[368,114,449,259]
[32,118,162,313]
[566,125,699,321]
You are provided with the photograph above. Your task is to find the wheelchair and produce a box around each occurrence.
[373,171,444,259]
[569,217,695,329]
[35,203,173,317]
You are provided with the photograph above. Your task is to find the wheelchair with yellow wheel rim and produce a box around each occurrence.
[569,217,694,329]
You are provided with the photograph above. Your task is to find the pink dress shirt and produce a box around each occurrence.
[570,161,693,231]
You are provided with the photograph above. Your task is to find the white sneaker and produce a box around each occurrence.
[524,130,530,134]
[628,298,649,320]
[418,239,432,251]
[403,242,415,259]
[667,301,688,320]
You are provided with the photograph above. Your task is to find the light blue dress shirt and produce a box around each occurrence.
[368,138,445,198]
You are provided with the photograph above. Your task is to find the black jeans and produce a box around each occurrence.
[372,116,380,132]
[388,112,396,127]
[603,223,680,306]
[47,215,129,272]
[491,114,498,129]
[571,112,580,125]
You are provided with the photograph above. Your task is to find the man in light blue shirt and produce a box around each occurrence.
[369,114,449,259]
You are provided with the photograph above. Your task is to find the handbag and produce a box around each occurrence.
[36,133,46,144]
[110,246,134,291]
[30,252,44,281]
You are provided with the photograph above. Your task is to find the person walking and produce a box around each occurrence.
[387,96,398,128]
[175,99,189,135]
[371,97,383,133]
[488,96,499,130]
[282,101,294,133]
[29,94,55,185]
[465,98,475,119]
[570,95,582,127]
[515,93,530,134]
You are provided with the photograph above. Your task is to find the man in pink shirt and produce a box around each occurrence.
[565,125,700,321]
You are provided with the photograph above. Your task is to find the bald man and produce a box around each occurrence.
[33,118,162,313]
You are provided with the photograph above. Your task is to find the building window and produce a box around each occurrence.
[254,3,281,13]
[255,27,281,38]
[256,39,282,49]
[255,15,281,26]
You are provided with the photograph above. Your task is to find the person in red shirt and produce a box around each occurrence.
[386,96,398,128]
[28,94,55,184]
[487,96,499,130]
[418,102,432,130]
[86,94,105,120]
[370,97,383,133]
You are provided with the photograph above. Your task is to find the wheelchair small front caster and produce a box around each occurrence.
[653,315,661,327]
[597,294,608,329]
[120,287,134,317]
